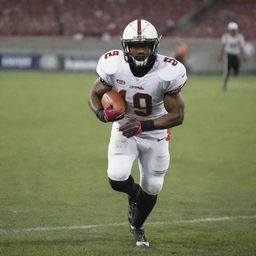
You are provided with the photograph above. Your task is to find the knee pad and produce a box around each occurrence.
[107,155,133,181]
[107,171,130,182]
[141,174,165,195]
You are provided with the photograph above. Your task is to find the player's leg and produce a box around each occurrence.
[233,55,240,76]
[130,137,170,246]
[133,138,170,227]
[222,54,231,91]
[107,125,139,200]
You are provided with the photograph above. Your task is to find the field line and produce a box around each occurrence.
[1,215,255,235]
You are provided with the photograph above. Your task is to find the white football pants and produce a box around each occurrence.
[107,123,170,195]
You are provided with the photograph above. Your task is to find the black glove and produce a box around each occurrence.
[119,119,142,138]
[95,109,107,122]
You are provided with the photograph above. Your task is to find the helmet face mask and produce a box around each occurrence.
[124,41,154,67]
[121,19,161,68]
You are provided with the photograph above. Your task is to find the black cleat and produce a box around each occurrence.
[130,226,149,247]
[128,196,136,224]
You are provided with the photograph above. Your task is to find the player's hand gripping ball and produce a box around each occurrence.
[101,91,126,122]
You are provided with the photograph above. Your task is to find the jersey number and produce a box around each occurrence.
[164,57,178,66]
[104,50,119,59]
[120,90,152,116]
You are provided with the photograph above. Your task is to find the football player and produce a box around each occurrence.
[218,22,246,91]
[88,19,187,247]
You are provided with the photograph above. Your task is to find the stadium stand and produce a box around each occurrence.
[0,0,255,39]
[0,0,202,36]
[172,0,256,40]
[0,0,255,74]
[0,0,59,35]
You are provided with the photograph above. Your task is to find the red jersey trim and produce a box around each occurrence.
[165,81,187,95]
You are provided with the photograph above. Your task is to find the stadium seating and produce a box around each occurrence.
[172,0,256,40]
[0,0,255,40]
[0,0,202,36]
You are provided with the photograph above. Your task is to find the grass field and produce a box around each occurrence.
[0,71,255,256]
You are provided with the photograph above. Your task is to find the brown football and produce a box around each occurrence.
[101,90,126,113]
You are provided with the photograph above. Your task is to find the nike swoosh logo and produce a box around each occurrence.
[157,137,166,142]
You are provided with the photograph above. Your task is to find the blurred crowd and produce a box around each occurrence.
[0,0,255,40]
[174,0,256,40]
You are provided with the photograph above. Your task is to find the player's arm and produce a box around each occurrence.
[218,34,227,61]
[240,46,246,60]
[239,38,246,60]
[88,78,125,122]
[154,92,184,129]
[88,77,112,122]
[218,43,225,61]
[119,93,184,138]
[132,92,184,131]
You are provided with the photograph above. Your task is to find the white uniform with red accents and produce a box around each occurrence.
[97,49,187,195]
[97,50,186,123]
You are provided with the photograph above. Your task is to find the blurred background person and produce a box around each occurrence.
[174,39,189,72]
[218,22,246,91]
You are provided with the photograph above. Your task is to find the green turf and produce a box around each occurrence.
[0,71,255,256]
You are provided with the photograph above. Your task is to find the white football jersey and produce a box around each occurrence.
[96,50,187,136]
[221,33,245,55]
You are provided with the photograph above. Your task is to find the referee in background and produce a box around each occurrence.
[218,22,246,91]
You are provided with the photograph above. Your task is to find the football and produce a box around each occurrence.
[101,90,126,114]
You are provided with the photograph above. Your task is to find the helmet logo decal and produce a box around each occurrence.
[137,19,142,36]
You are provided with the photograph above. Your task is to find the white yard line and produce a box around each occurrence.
[0,215,255,235]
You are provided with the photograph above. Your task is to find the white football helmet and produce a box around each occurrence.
[228,22,238,31]
[121,19,162,68]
